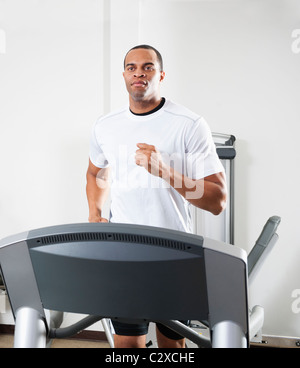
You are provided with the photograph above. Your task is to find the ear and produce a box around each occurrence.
[160,71,166,82]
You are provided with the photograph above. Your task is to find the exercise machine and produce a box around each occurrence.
[147,215,281,348]
[0,218,280,348]
[193,133,236,244]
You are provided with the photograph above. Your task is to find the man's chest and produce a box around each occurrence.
[97,117,187,168]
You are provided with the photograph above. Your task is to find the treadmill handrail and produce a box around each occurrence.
[248,216,281,277]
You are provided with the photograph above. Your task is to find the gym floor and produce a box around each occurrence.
[0,334,110,349]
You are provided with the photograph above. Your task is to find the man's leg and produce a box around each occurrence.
[114,334,147,348]
[156,326,185,348]
[156,322,187,348]
[112,321,148,348]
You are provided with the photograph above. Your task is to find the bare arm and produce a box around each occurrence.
[86,159,111,223]
[164,168,227,215]
[135,143,227,215]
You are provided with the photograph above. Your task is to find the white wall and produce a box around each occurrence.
[0,0,102,236]
[1,0,300,339]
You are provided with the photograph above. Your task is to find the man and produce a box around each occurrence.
[86,45,227,348]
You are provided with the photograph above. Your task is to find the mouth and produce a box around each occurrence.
[131,81,147,87]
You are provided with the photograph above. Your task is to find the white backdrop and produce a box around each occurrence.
[0,0,300,338]
[0,0,102,236]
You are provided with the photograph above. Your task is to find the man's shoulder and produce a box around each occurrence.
[96,106,128,125]
[164,100,201,122]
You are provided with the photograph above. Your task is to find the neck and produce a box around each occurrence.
[129,95,162,115]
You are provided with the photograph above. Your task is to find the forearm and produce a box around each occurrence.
[162,166,227,215]
[86,170,110,221]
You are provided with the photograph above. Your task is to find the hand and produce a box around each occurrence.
[88,213,109,223]
[135,143,165,177]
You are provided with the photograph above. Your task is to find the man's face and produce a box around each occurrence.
[123,48,165,102]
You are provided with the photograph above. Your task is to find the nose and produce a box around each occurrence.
[134,69,146,78]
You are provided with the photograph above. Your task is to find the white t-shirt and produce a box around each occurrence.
[89,99,224,233]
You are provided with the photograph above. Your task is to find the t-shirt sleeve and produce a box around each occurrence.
[185,117,224,180]
[89,120,110,169]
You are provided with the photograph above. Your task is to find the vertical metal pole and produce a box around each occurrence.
[229,158,235,244]
[101,318,115,348]
[212,321,247,348]
[14,307,47,348]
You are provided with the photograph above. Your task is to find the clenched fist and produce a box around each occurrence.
[135,143,166,177]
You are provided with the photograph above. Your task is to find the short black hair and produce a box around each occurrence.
[124,45,164,72]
